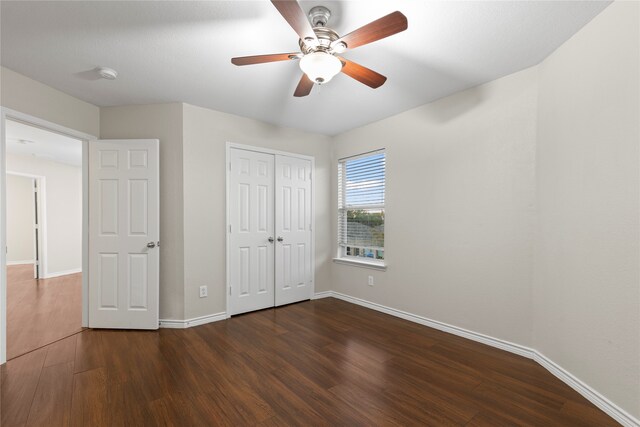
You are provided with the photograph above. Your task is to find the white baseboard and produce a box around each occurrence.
[311,290,333,300]
[7,260,35,266]
[315,291,639,427]
[159,312,226,329]
[327,291,534,358]
[533,352,639,427]
[43,268,82,279]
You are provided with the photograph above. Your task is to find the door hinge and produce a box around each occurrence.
[229,224,232,233]
[229,286,232,295]
[229,162,232,171]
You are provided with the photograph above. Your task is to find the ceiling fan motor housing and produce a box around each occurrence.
[299,26,339,53]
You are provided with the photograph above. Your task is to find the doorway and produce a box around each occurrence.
[4,119,84,359]
[226,144,315,316]
[0,108,93,364]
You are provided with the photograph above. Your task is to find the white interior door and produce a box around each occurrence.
[275,155,313,306]
[229,148,275,315]
[89,139,159,329]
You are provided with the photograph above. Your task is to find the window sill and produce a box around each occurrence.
[332,258,387,271]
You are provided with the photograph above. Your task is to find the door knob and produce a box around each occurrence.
[147,242,156,248]
[277,236,284,242]
[268,237,274,243]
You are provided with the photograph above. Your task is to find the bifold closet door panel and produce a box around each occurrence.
[228,149,275,315]
[274,155,313,306]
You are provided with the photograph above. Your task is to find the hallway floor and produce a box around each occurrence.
[6,264,83,360]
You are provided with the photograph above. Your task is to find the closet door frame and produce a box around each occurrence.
[225,142,315,318]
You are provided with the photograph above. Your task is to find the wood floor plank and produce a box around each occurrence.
[69,368,108,427]
[43,334,78,368]
[0,347,48,427]
[73,330,106,374]
[7,265,83,360]
[25,361,74,427]
[1,298,622,426]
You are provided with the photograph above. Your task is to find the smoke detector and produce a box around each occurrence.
[96,67,118,80]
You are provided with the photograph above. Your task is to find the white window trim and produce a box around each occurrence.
[336,149,386,269]
[333,257,387,271]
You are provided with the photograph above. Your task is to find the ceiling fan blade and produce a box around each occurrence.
[294,74,314,97]
[334,11,407,50]
[231,53,300,66]
[271,0,318,45]
[339,58,387,89]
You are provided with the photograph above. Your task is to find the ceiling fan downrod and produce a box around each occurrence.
[308,6,331,27]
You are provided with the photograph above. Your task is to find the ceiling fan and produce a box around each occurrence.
[231,1,408,97]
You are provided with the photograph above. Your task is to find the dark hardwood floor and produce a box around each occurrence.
[7,264,83,360]
[1,298,619,426]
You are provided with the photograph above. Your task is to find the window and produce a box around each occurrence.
[338,150,385,264]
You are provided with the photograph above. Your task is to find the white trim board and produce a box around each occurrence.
[6,172,47,279]
[6,260,35,266]
[313,291,639,427]
[42,268,81,279]
[533,352,639,427]
[159,312,227,329]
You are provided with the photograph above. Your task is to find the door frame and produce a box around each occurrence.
[5,172,46,279]
[225,142,315,317]
[0,107,96,364]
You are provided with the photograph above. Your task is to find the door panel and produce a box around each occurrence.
[229,149,275,315]
[275,155,312,306]
[89,139,159,329]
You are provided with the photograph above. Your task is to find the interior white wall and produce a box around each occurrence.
[100,103,186,321]
[7,153,82,275]
[182,103,332,320]
[534,0,640,419]
[6,174,35,263]
[331,67,538,347]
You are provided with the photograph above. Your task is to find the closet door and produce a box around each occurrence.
[275,155,313,306]
[229,149,275,315]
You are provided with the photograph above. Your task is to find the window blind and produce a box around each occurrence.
[338,150,385,260]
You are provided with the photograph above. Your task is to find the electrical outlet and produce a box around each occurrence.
[368,276,374,286]
[199,285,208,298]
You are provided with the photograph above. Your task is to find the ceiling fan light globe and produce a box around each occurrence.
[299,52,342,84]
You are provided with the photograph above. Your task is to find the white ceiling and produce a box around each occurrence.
[6,120,82,167]
[0,1,610,135]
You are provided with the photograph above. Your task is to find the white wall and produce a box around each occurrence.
[6,174,35,264]
[534,1,640,419]
[6,154,82,275]
[331,67,538,347]
[100,103,185,320]
[182,103,332,319]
